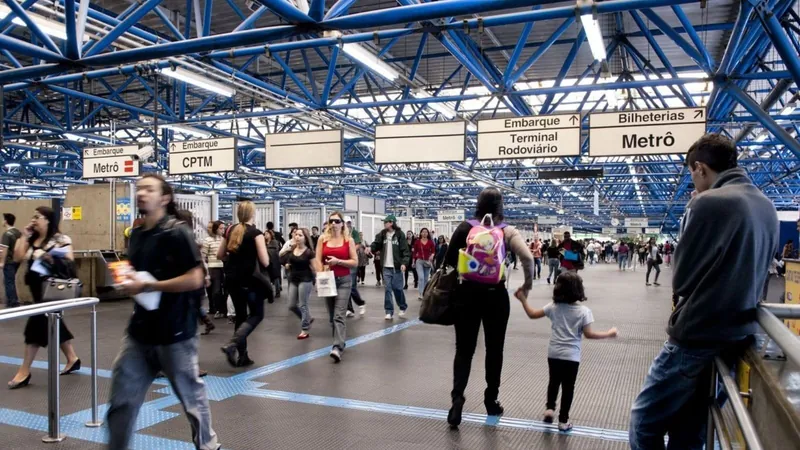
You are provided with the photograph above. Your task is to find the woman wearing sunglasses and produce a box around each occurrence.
[314,212,358,363]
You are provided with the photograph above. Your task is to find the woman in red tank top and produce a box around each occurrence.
[314,211,357,363]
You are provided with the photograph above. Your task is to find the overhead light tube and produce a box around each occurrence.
[341,43,399,81]
[579,1,606,62]
[0,5,89,41]
[162,123,211,138]
[413,89,457,118]
[159,67,235,97]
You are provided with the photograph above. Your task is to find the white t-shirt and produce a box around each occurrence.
[383,230,395,268]
[543,302,594,362]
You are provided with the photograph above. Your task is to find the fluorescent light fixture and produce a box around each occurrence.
[580,11,606,62]
[408,183,425,190]
[341,43,399,81]
[29,161,47,166]
[780,102,797,116]
[0,6,89,42]
[4,162,21,168]
[162,123,211,138]
[413,89,458,118]
[380,176,400,183]
[64,132,107,144]
[159,67,235,97]
[754,132,768,143]
[466,122,477,132]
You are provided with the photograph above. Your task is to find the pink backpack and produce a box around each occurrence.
[457,214,507,284]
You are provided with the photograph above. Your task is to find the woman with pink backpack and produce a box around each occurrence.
[444,188,535,429]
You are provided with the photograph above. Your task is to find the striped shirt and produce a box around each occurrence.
[202,236,224,269]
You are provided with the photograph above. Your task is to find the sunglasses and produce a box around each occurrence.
[329,219,342,224]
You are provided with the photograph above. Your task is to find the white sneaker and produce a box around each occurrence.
[329,347,342,363]
[358,305,366,315]
[558,422,573,432]
[384,314,393,320]
[398,309,407,318]
[346,311,355,318]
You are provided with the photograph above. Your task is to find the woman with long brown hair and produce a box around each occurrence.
[314,211,357,363]
[217,201,270,367]
[8,207,80,389]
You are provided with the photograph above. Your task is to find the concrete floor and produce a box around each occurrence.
[0,261,678,449]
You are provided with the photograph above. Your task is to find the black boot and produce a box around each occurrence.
[448,396,465,429]
[221,323,253,367]
[200,314,215,335]
[237,351,255,367]
[485,400,505,417]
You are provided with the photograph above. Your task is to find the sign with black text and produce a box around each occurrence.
[588,107,706,156]
[477,114,581,160]
[538,215,559,225]
[83,155,140,179]
[169,138,237,175]
[437,210,465,222]
[83,145,139,159]
[624,217,649,228]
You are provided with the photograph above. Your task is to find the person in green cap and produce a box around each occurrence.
[368,215,410,320]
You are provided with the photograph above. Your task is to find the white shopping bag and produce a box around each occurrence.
[227,295,235,317]
[316,271,337,297]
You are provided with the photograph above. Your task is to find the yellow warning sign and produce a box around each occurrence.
[784,260,800,335]
[72,207,82,221]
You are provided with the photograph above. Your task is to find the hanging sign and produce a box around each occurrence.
[375,122,465,164]
[602,227,617,235]
[626,228,642,235]
[83,145,139,159]
[437,210,465,222]
[82,155,140,179]
[645,227,661,235]
[624,217,649,227]
[266,130,342,169]
[538,215,559,225]
[588,107,706,156]
[477,114,581,160]
[169,138,237,175]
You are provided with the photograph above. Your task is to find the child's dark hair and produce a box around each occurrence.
[553,272,587,303]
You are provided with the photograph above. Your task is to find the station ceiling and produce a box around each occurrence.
[0,0,798,232]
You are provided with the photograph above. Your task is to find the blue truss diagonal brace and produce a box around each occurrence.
[748,0,800,89]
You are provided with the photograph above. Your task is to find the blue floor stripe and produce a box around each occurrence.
[240,388,631,443]
[232,318,422,382]
[0,355,168,385]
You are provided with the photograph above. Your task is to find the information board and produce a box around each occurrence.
[375,122,465,164]
[266,130,342,169]
[477,114,581,160]
[589,107,706,156]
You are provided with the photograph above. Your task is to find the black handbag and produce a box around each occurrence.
[419,265,459,326]
[251,262,275,303]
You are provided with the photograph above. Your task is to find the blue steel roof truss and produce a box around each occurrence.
[0,0,798,228]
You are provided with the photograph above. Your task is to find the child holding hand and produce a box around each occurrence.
[516,272,617,432]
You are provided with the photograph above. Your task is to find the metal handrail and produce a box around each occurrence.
[2,297,102,442]
[706,302,800,450]
[0,297,99,322]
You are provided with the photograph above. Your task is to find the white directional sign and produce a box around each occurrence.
[477,114,581,160]
[626,228,642,235]
[83,155,140,179]
[602,227,618,235]
[624,217,649,228]
[538,215,559,225]
[645,227,661,235]
[266,130,342,169]
[169,138,237,175]
[437,210,465,222]
[589,107,706,157]
[83,145,139,159]
[375,122,465,164]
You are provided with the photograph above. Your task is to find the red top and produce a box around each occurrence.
[322,240,351,278]
[413,239,435,261]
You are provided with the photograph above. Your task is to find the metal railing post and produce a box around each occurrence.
[42,312,65,443]
[85,304,102,427]
[707,363,717,447]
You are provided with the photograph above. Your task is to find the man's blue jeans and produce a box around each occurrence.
[3,262,19,307]
[382,267,407,315]
[629,341,718,450]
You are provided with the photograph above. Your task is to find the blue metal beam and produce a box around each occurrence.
[84,0,165,57]
[64,0,79,60]
[749,0,800,89]
[255,0,314,24]
[2,0,61,55]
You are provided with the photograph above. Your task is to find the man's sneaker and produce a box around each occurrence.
[654,282,661,286]
[398,309,407,318]
[330,347,342,363]
[358,305,366,315]
[384,314,393,320]
[346,310,355,318]
[558,422,573,432]
[546,278,551,285]
[543,409,555,424]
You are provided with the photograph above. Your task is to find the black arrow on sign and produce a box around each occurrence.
[694,109,704,119]
[170,143,176,152]
[570,115,580,125]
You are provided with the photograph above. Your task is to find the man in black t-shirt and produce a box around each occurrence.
[1,213,21,307]
[106,174,219,450]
